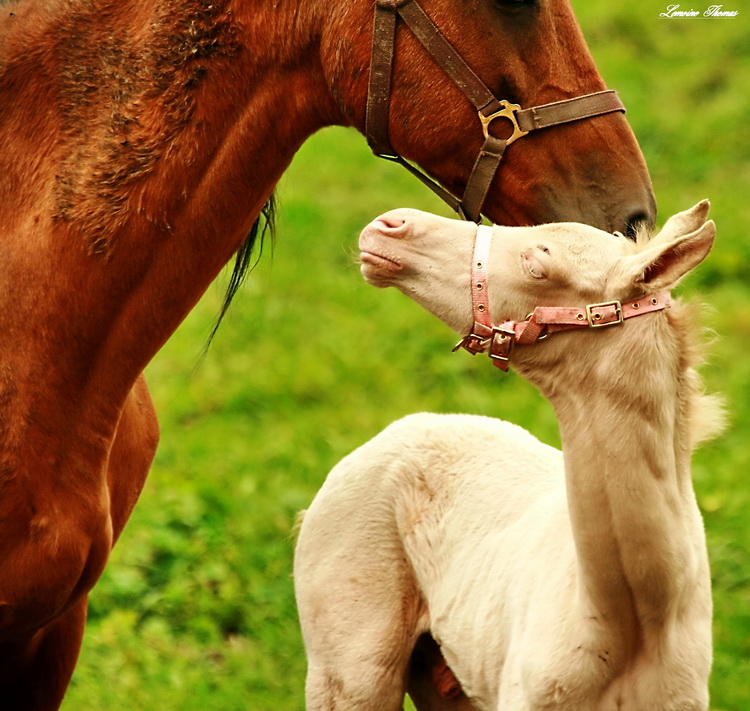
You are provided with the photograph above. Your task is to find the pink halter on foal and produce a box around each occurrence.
[453,225,672,371]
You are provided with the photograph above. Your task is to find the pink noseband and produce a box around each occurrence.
[453,225,672,371]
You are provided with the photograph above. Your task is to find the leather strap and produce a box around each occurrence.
[366,0,464,213]
[460,136,507,224]
[469,224,494,328]
[397,0,502,115]
[366,3,398,157]
[459,91,623,222]
[382,154,464,214]
[516,90,625,132]
[365,0,626,223]
[486,291,671,370]
[452,224,494,354]
[530,292,670,330]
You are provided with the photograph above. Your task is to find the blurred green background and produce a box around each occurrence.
[62,2,749,709]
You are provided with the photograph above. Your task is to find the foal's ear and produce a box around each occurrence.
[654,200,710,244]
[623,220,716,291]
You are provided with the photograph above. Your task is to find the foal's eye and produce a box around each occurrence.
[537,244,550,254]
[523,250,547,279]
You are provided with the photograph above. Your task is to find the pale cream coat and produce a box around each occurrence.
[294,202,723,711]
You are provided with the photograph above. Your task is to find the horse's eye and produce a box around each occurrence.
[494,0,534,6]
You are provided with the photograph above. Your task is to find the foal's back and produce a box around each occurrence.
[295,412,573,710]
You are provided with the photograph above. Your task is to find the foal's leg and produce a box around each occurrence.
[0,596,88,711]
[302,601,417,711]
[299,562,421,710]
[296,501,426,710]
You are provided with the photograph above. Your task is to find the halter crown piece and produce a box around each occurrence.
[366,0,627,223]
[453,225,672,372]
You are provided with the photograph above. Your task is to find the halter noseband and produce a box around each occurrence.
[366,0,626,223]
[453,225,672,371]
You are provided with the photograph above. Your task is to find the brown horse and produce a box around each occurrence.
[0,0,653,707]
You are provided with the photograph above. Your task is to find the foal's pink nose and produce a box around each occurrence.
[375,214,406,230]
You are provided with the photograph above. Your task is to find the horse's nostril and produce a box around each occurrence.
[623,211,651,240]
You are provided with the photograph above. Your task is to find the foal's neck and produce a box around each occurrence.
[533,321,702,643]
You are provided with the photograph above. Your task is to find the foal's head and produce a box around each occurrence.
[359,202,715,381]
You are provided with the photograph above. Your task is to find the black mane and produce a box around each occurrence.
[205,194,277,348]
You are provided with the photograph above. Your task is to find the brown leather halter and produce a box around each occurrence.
[366,0,627,223]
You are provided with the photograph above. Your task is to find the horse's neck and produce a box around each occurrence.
[0,0,341,453]
[1,2,337,361]
[539,326,705,645]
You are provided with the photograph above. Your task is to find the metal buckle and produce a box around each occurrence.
[452,333,486,355]
[585,300,623,328]
[489,326,515,363]
[478,101,529,145]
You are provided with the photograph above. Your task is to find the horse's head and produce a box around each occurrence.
[323,0,655,234]
[358,202,714,375]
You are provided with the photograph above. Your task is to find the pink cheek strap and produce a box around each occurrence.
[452,224,495,355]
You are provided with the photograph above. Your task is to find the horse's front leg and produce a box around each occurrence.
[0,375,159,710]
[0,596,88,711]
[106,373,160,542]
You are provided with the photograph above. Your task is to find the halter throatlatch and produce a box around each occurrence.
[366,0,626,223]
[453,225,672,371]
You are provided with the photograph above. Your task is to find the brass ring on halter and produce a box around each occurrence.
[525,313,551,341]
[478,100,529,145]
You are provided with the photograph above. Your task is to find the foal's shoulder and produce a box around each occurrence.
[379,412,550,451]
[367,413,562,483]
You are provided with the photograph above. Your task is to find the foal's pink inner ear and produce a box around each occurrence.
[636,221,715,289]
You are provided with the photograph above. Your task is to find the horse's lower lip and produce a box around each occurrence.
[360,251,402,273]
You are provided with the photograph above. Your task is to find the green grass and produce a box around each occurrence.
[63,4,749,710]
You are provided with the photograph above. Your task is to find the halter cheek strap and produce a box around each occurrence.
[452,224,495,354]
[453,225,672,371]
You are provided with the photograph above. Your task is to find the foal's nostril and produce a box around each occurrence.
[376,214,406,230]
